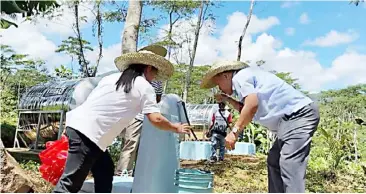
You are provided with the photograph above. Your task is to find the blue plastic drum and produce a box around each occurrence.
[175,168,214,193]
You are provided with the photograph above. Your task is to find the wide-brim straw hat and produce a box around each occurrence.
[114,45,173,80]
[200,60,249,89]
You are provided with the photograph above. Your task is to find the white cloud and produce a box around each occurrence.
[85,44,121,74]
[299,13,310,24]
[329,51,366,86]
[0,23,68,70]
[303,30,359,47]
[157,12,365,92]
[285,27,295,36]
[0,1,95,71]
[281,1,300,8]
[158,12,280,65]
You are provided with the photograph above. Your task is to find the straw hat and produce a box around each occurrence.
[200,60,249,89]
[114,45,173,80]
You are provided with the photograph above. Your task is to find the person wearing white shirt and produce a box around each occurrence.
[53,47,191,193]
[207,102,232,162]
[200,61,320,193]
[114,46,166,176]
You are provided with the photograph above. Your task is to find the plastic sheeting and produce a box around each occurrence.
[185,104,219,127]
[18,71,118,111]
[132,94,188,193]
[180,141,256,160]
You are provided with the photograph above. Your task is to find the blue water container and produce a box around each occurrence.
[180,141,212,160]
[226,142,256,155]
[175,169,214,193]
[132,94,188,193]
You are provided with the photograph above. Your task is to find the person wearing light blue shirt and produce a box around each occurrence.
[201,61,320,193]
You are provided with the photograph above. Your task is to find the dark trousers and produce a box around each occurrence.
[210,133,226,160]
[53,127,114,193]
[267,103,320,193]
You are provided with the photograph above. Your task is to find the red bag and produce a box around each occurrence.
[39,135,69,185]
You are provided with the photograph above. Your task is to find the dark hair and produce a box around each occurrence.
[116,64,148,93]
[219,102,226,109]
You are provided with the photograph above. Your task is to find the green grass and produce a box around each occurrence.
[181,154,366,193]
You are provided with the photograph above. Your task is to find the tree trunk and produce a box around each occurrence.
[74,0,89,77]
[236,0,255,61]
[182,0,204,102]
[121,0,142,54]
[163,10,174,93]
[92,0,103,77]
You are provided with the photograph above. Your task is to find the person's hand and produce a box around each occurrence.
[174,123,192,134]
[214,93,229,103]
[225,131,237,150]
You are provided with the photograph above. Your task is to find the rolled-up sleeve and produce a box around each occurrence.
[232,69,258,100]
[141,85,160,114]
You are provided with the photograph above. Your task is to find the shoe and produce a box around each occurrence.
[209,156,217,163]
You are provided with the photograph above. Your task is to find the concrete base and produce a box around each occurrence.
[180,141,256,160]
[79,176,133,193]
[180,141,212,160]
[226,142,256,155]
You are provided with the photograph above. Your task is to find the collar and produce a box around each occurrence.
[141,74,149,83]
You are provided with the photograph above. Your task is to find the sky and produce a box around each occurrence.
[1,0,366,93]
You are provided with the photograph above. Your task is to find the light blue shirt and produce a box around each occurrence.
[232,66,313,132]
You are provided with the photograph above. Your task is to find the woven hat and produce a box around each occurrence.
[114,45,173,80]
[200,60,249,89]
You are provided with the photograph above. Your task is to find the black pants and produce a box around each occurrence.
[53,127,114,193]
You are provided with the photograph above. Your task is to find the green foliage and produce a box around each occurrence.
[55,36,93,77]
[55,36,94,57]
[165,64,212,103]
[103,1,127,22]
[104,1,159,39]
[0,0,60,29]
[108,137,124,165]
[149,1,201,49]
[54,65,73,79]
[19,160,40,171]
[275,72,301,90]
[0,45,50,145]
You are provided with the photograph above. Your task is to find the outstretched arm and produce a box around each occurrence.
[146,112,191,134]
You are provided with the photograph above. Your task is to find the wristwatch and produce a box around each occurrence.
[232,126,239,135]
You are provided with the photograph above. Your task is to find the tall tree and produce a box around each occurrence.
[151,0,201,92]
[121,0,143,54]
[0,45,47,89]
[182,0,215,102]
[237,0,255,61]
[91,0,104,77]
[55,36,93,77]
[72,0,91,77]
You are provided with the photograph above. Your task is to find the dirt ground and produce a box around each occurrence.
[180,154,268,193]
[20,154,365,193]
